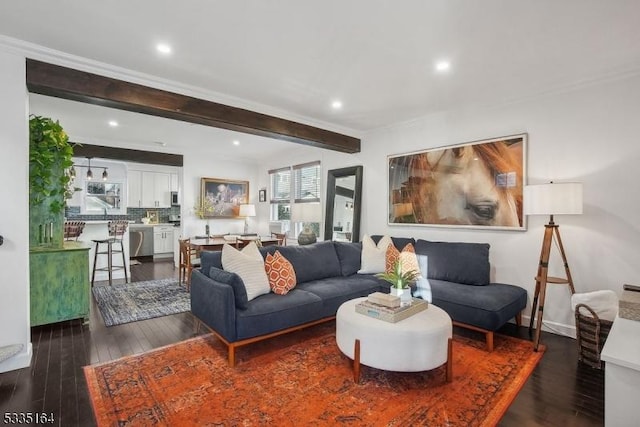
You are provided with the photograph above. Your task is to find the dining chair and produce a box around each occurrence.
[271,232,287,246]
[179,238,201,291]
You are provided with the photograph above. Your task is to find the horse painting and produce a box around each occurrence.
[388,135,525,229]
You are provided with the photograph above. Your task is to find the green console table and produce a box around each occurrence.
[30,241,91,326]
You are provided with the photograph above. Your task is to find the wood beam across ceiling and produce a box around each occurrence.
[26,59,361,154]
[73,144,183,167]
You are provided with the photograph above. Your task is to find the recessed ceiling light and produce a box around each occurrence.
[435,61,451,72]
[331,100,343,110]
[156,43,172,55]
[233,140,240,146]
[155,141,167,147]
[108,120,119,127]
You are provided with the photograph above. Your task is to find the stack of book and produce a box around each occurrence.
[356,292,428,323]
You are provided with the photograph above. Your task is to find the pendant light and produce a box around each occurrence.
[86,157,93,180]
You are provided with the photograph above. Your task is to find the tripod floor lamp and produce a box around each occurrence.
[524,182,583,351]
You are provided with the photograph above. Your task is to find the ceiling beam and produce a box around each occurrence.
[26,59,361,154]
[73,144,183,167]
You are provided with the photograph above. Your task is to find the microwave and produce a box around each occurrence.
[170,191,179,206]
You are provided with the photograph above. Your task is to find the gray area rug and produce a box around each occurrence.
[92,278,190,327]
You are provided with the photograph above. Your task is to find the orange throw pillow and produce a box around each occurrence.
[385,245,400,273]
[265,250,297,295]
[385,243,420,275]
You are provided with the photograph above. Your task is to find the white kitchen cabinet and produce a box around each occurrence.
[128,170,171,208]
[141,171,171,208]
[170,173,179,192]
[153,225,174,255]
[128,169,173,208]
[128,170,143,208]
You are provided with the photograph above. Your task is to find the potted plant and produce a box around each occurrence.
[376,260,420,306]
[29,115,76,247]
[193,195,216,236]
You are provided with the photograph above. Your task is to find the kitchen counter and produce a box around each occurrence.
[68,220,135,224]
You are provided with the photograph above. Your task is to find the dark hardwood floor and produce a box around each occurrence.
[0,260,604,426]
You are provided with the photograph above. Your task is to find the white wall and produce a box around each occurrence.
[179,153,260,239]
[0,49,32,372]
[360,73,640,335]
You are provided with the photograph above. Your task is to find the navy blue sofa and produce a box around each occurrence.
[191,238,527,366]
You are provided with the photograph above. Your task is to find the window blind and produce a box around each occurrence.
[293,161,321,203]
[269,166,291,203]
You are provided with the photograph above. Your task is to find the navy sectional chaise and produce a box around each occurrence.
[190,238,527,366]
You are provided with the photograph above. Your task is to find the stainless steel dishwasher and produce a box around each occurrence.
[129,226,154,257]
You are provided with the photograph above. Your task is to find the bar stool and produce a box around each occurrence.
[91,220,129,286]
[64,221,86,241]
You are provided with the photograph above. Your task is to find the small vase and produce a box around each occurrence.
[389,286,412,307]
[389,287,403,297]
[205,223,210,236]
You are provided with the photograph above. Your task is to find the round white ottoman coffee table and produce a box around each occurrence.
[336,297,453,383]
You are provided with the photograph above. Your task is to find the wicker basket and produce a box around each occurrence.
[574,303,613,369]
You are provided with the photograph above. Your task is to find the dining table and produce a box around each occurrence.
[189,236,279,253]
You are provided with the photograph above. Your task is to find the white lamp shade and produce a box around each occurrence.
[291,202,321,222]
[524,182,583,215]
[239,204,256,217]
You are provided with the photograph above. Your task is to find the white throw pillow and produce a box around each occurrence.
[221,242,271,301]
[571,290,618,322]
[357,234,393,274]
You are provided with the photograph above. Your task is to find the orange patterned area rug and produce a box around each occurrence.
[84,325,544,426]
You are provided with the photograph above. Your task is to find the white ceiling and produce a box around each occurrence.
[4,1,640,155]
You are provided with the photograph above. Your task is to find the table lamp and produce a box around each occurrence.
[239,204,256,235]
[524,181,583,351]
[291,202,321,245]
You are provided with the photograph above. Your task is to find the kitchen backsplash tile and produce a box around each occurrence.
[65,206,180,224]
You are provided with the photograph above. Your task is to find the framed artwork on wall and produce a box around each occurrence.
[388,134,527,230]
[259,189,267,203]
[200,177,249,218]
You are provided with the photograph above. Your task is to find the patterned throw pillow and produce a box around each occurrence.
[265,250,297,295]
[399,243,420,274]
[385,244,400,273]
[385,243,421,275]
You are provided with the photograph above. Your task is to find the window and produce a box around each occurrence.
[269,161,321,239]
[293,161,320,202]
[84,181,123,212]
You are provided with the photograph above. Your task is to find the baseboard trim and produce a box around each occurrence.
[520,315,576,339]
[0,343,32,373]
